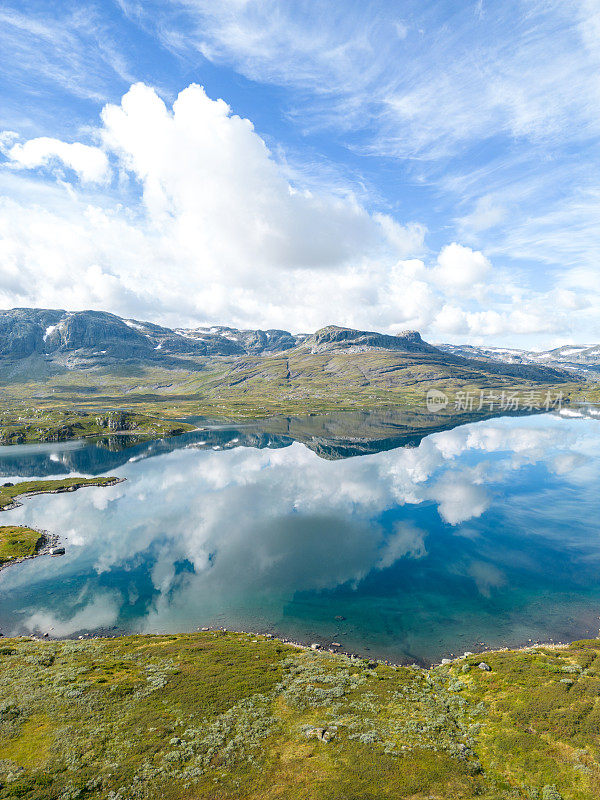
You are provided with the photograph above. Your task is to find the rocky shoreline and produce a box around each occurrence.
[0,477,126,574]
[0,476,126,512]
[0,527,60,574]
[23,621,580,672]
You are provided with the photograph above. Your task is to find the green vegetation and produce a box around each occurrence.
[0,348,596,445]
[0,477,122,511]
[0,526,42,564]
[0,632,598,799]
[0,408,195,446]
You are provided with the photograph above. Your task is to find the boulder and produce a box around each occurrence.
[305,726,337,743]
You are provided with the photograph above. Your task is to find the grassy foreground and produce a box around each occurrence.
[0,527,42,565]
[0,632,598,799]
[0,477,122,511]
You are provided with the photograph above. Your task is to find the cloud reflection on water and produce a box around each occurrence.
[0,414,597,654]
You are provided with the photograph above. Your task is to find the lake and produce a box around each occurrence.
[1,408,599,665]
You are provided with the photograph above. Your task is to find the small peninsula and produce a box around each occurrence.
[0,477,124,571]
[0,476,124,512]
[0,526,46,567]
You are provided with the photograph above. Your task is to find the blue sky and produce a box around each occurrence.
[0,0,599,347]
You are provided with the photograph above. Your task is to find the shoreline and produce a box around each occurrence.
[0,527,59,574]
[0,476,126,513]
[12,622,590,670]
[0,477,126,574]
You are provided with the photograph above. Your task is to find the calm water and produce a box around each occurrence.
[1,409,600,664]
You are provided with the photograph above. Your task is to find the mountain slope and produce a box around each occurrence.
[0,308,583,431]
[0,309,571,385]
[438,342,600,379]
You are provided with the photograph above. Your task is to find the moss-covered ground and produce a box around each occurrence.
[0,409,194,446]
[0,632,598,799]
[0,527,42,564]
[0,477,122,511]
[1,348,597,445]
[0,377,593,448]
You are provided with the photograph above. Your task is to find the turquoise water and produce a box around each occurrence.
[0,411,599,664]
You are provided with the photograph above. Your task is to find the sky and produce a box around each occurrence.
[0,0,599,347]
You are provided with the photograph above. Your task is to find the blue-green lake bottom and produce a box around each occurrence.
[1,411,600,665]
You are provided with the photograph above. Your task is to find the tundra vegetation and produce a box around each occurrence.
[0,526,42,565]
[0,370,592,447]
[0,478,123,512]
[0,632,598,799]
[1,312,598,442]
[0,410,194,447]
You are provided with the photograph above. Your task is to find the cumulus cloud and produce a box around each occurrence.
[433,243,491,291]
[433,304,556,339]
[6,137,110,184]
[100,82,412,270]
[0,82,436,330]
[0,81,587,341]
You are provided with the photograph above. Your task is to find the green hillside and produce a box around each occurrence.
[0,632,598,799]
[0,347,590,445]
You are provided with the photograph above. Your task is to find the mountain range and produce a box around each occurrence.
[0,307,591,384]
[0,307,449,362]
[437,342,600,379]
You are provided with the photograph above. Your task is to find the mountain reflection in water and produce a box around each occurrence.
[0,406,542,477]
[0,408,599,665]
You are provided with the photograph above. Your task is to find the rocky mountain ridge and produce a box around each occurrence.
[0,309,456,362]
[437,342,600,379]
[0,307,580,385]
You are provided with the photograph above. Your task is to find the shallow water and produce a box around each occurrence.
[1,410,599,664]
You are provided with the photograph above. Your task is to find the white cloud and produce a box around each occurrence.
[0,82,434,331]
[6,137,110,184]
[99,82,422,270]
[372,213,427,258]
[0,79,594,344]
[433,243,491,291]
[457,195,506,235]
[433,304,556,339]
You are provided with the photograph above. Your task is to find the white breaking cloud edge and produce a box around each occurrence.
[118,1,600,155]
[6,137,111,184]
[0,81,596,343]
